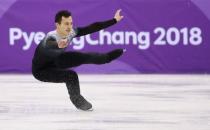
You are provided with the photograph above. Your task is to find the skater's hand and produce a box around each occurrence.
[58,38,68,48]
[114,9,124,22]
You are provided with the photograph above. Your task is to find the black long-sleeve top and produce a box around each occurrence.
[32,18,117,70]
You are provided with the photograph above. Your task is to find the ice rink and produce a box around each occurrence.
[0,74,210,130]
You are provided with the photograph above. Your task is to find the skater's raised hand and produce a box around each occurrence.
[114,9,124,22]
[58,38,68,48]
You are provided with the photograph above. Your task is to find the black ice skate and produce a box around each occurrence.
[70,95,93,111]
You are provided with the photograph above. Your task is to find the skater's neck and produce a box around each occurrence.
[56,29,67,38]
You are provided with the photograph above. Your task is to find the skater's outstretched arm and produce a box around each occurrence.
[75,19,116,37]
[75,9,124,37]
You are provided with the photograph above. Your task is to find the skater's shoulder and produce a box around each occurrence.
[46,30,57,38]
[44,30,59,42]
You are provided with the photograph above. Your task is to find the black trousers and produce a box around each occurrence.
[32,51,108,97]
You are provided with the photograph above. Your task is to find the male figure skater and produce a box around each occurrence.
[32,9,124,111]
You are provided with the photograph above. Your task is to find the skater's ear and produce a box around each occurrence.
[55,22,59,27]
[55,22,60,30]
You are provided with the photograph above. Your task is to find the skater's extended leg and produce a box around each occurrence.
[54,49,124,69]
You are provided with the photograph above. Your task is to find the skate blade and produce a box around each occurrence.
[77,108,94,112]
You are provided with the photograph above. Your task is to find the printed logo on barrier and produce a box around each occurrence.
[9,27,203,51]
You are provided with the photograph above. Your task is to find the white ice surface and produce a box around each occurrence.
[0,74,210,130]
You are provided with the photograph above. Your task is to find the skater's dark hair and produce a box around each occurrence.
[55,10,71,24]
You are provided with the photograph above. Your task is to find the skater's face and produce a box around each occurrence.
[56,16,73,37]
